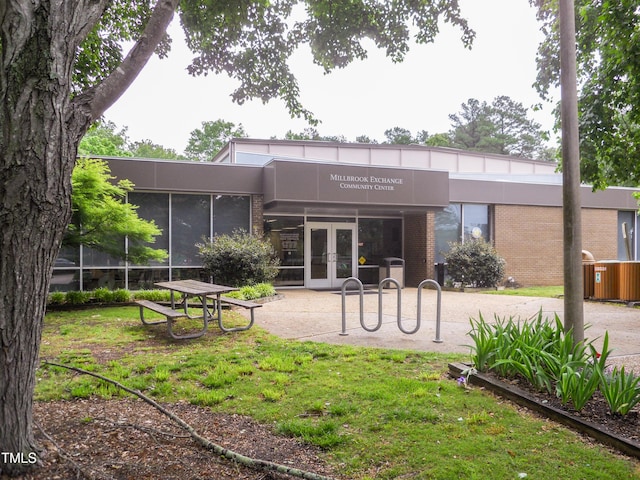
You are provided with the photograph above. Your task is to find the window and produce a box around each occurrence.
[128,192,169,266]
[435,204,491,262]
[214,195,250,236]
[51,192,252,291]
[171,194,210,266]
[357,219,402,284]
[618,211,638,260]
[264,216,304,286]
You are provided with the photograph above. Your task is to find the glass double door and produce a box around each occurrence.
[305,222,357,289]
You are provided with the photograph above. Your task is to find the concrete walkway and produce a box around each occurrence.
[254,288,640,359]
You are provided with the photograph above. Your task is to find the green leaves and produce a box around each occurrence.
[179,0,474,122]
[444,238,505,288]
[468,316,640,415]
[532,0,640,187]
[66,158,168,264]
[197,230,280,287]
[185,119,248,162]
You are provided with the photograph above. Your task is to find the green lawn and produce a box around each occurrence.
[482,285,564,298]
[37,306,639,480]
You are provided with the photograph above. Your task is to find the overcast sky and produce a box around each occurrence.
[104,0,557,154]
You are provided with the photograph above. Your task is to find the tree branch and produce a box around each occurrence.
[42,361,337,480]
[86,0,180,121]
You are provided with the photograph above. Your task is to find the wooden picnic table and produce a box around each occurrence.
[136,279,238,339]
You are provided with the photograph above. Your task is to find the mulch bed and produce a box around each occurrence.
[22,399,343,480]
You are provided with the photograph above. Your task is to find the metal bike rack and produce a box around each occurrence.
[340,277,443,342]
[378,277,413,333]
[341,277,382,335]
[417,279,443,343]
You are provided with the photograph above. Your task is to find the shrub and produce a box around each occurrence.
[444,239,505,288]
[239,285,260,300]
[92,287,115,303]
[65,290,92,305]
[133,289,172,302]
[48,291,66,305]
[255,282,276,297]
[111,288,131,303]
[197,230,280,287]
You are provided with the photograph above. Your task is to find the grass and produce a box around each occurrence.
[482,285,564,298]
[37,306,639,479]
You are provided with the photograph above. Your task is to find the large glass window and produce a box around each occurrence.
[264,216,304,286]
[214,195,250,236]
[463,204,490,242]
[435,204,491,263]
[435,204,462,263]
[618,211,637,260]
[128,192,169,266]
[50,191,252,292]
[357,219,403,284]
[172,194,210,266]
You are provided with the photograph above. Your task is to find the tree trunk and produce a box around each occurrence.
[0,1,178,474]
[0,4,92,476]
[559,0,584,344]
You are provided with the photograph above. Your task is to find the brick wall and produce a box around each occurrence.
[494,205,618,286]
[251,195,264,236]
[403,212,436,287]
[582,208,619,261]
[404,214,427,286]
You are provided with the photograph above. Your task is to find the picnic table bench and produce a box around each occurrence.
[212,295,262,331]
[135,299,199,340]
[135,279,257,339]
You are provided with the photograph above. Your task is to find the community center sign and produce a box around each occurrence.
[263,160,449,210]
[329,173,404,191]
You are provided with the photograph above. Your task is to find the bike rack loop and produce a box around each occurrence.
[341,277,376,335]
[417,279,443,343]
[378,277,416,334]
[341,277,443,342]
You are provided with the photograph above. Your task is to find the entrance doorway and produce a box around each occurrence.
[305,222,357,289]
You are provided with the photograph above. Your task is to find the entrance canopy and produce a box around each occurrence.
[263,159,449,214]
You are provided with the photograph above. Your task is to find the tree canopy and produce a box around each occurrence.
[79,120,183,159]
[185,119,248,161]
[448,96,552,160]
[532,0,640,188]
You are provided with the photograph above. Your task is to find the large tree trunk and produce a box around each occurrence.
[0,1,178,475]
[0,3,92,476]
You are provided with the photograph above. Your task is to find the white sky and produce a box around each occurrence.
[104,0,557,154]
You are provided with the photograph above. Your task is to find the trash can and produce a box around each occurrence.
[593,260,620,300]
[582,250,595,299]
[434,262,447,287]
[379,257,405,288]
[618,261,640,302]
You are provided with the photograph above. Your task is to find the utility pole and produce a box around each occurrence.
[559,0,584,343]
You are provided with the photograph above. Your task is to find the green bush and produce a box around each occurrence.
[255,283,276,297]
[239,286,260,300]
[444,239,505,288]
[65,290,92,305]
[92,287,115,303]
[197,230,280,287]
[48,291,66,305]
[224,282,276,301]
[133,289,172,302]
[111,288,131,302]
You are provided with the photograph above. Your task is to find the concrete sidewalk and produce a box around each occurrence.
[254,288,640,359]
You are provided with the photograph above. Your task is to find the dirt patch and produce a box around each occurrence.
[24,399,342,480]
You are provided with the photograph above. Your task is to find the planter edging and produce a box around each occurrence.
[448,362,640,459]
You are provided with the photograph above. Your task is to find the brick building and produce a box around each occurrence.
[52,139,640,291]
